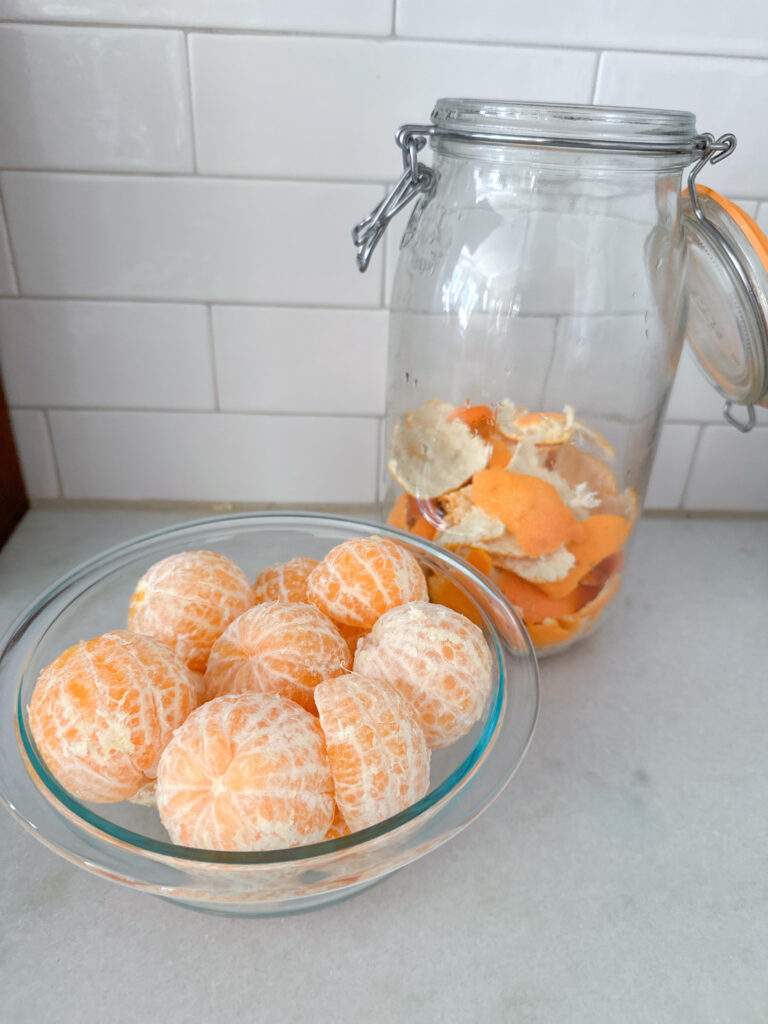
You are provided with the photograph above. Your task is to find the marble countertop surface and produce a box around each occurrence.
[1,509,766,1024]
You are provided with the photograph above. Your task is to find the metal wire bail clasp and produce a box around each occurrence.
[352,125,436,272]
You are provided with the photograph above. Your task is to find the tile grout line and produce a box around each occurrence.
[12,404,386,420]
[0,167,393,187]
[0,179,21,295]
[182,31,199,174]
[41,408,65,498]
[3,20,768,62]
[678,423,705,510]
[390,0,398,36]
[0,295,386,311]
[205,304,220,410]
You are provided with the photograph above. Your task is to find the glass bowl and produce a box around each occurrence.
[0,513,539,917]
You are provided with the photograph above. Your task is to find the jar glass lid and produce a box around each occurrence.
[681,185,768,412]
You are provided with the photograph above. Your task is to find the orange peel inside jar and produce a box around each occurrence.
[535,514,632,599]
[472,468,584,557]
[385,395,635,651]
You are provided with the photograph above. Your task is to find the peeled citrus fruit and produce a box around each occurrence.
[354,602,493,748]
[128,550,254,673]
[156,693,334,851]
[325,804,352,840]
[307,536,428,630]
[29,630,200,803]
[315,672,430,831]
[252,557,319,604]
[202,601,351,713]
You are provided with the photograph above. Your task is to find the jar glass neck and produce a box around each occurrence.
[431,99,697,152]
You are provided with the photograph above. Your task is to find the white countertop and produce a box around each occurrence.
[1,509,766,1024]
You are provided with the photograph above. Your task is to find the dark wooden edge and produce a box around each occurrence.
[0,375,28,547]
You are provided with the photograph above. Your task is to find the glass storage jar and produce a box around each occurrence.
[353,99,768,654]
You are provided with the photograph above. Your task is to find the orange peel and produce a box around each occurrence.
[508,439,601,519]
[472,468,583,557]
[537,514,632,598]
[388,399,491,499]
[497,403,615,461]
[448,403,497,439]
[491,568,593,624]
[526,574,622,649]
[496,546,576,584]
[386,492,438,539]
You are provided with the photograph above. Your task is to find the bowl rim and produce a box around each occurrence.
[3,511,539,869]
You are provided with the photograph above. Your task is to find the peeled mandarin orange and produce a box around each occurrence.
[315,672,430,831]
[202,601,351,713]
[29,630,200,803]
[334,621,369,658]
[156,693,334,851]
[128,550,255,673]
[325,804,352,840]
[354,601,493,749]
[307,536,428,630]
[252,557,320,605]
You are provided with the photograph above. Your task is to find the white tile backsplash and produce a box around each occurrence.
[0,8,765,511]
[0,0,393,34]
[595,52,768,197]
[665,345,727,423]
[190,36,597,180]
[1,174,383,305]
[0,300,214,409]
[644,424,700,510]
[396,0,768,59]
[685,426,768,510]
[213,306,387,415]
[0,25,193,173]
[0,193,17,296]
[8,408,60,498]
[49,411,380,502]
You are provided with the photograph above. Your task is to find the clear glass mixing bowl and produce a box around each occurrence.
[0,513,539,917]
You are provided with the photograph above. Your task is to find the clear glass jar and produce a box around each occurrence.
[354,99,768,654]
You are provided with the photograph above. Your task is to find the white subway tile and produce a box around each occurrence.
[0,26,192,173]
[8,409,59,498]
[0,194,16,296]
[1,174,382,306]
[685,425,768,510]
[595,53,768,198]
[49,411,380,502]
[644,424,699,510]
[190,36,596,179]
[665,345,726,422]
[396,0,768,58]
[213,306,387,415]
[0,300,214,409]
[0,0,392,34]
